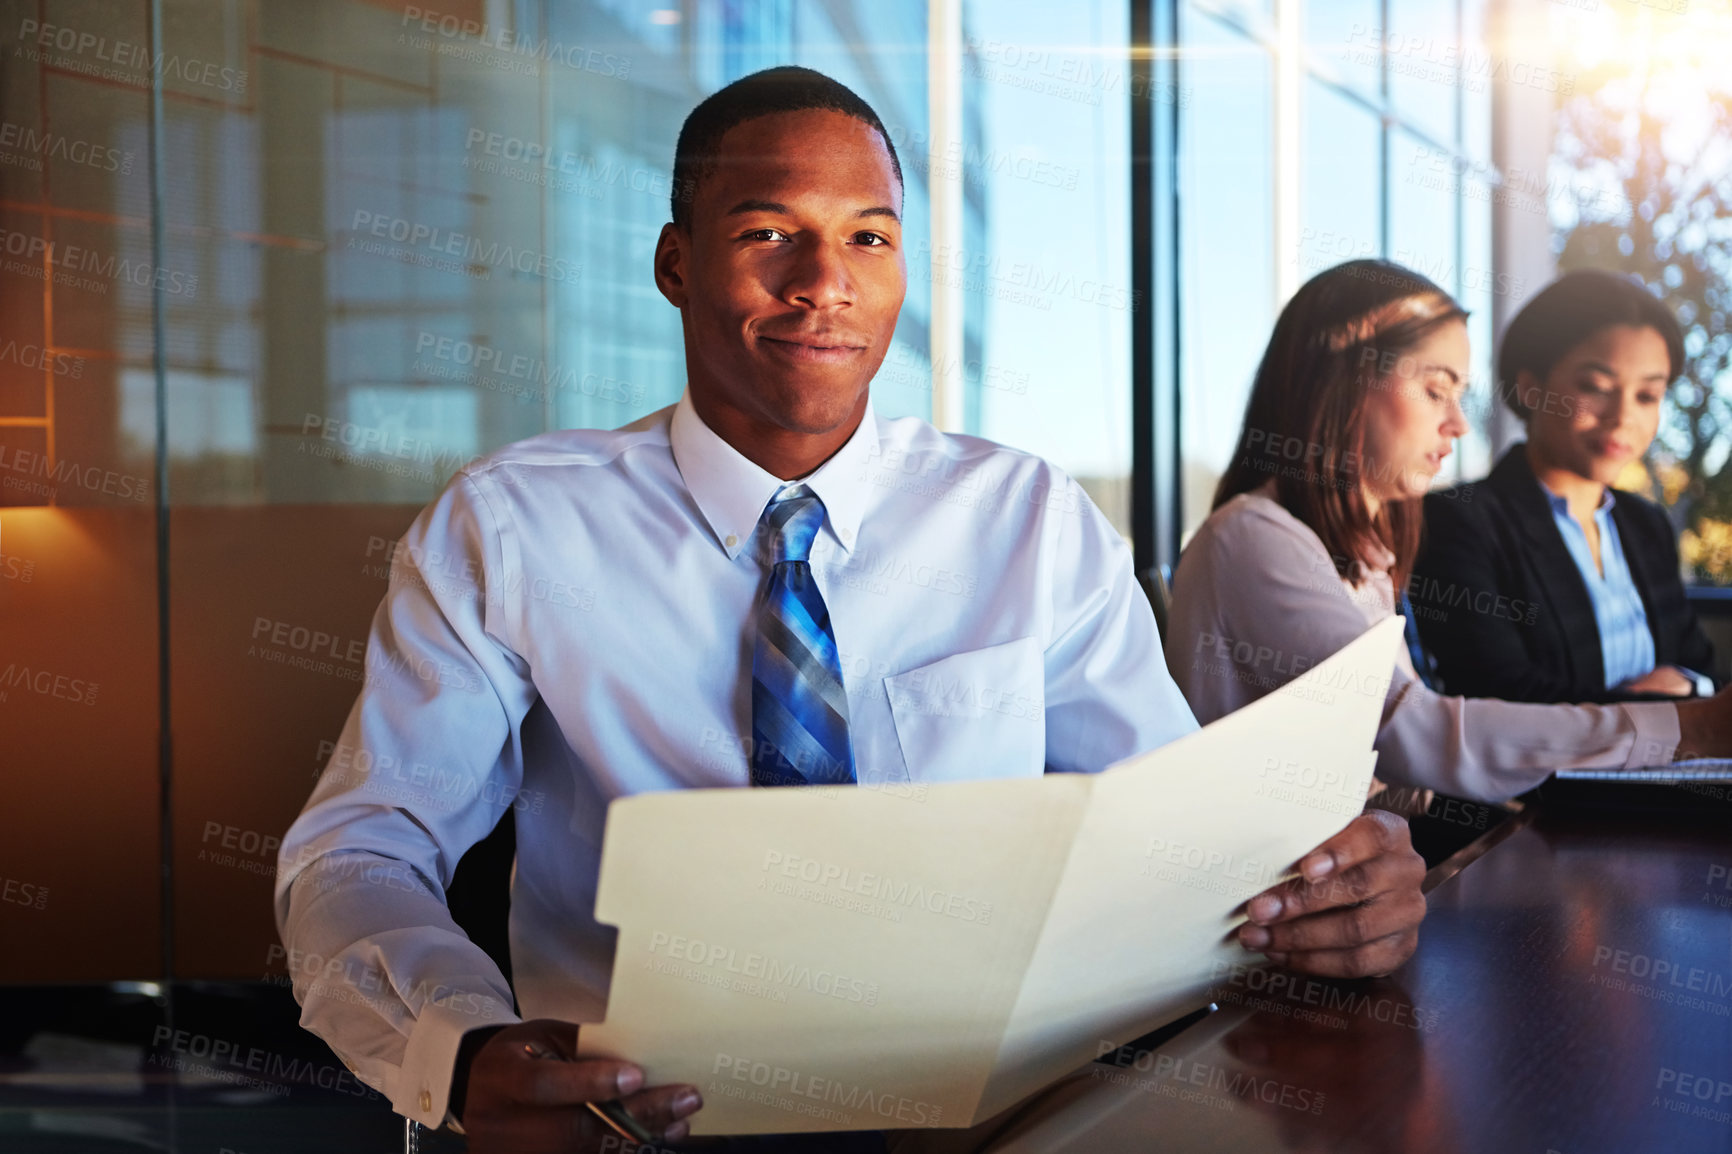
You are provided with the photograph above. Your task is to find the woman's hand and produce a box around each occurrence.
[1622,666,1695,698]
[1675,683,1732,760]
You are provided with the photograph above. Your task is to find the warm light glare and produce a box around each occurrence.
[0,506,102,564]
[1555,0,1732,92]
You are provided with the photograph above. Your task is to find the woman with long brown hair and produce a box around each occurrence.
[1163,259,1732,801]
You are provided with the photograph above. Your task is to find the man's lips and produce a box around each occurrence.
[758,334,867,363]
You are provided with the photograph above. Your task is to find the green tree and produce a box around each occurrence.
[1551,71,1732,563]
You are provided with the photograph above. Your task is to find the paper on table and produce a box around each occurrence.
[579,617,1400,1135]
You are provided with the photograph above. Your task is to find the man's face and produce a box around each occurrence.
[655,109,906,442]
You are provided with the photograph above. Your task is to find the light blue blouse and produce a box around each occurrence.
[1541,485,1655,690]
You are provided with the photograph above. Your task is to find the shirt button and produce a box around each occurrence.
[841,528,854,542]
[725,534,738,549]
[419,1089,432,1112]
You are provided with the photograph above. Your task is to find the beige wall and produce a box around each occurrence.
[0,505,425,981]
[169,504,425,978]
[0,507,160,981]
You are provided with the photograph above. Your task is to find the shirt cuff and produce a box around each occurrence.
[1676,666,1716,698]
[1621,701,1682,768]
[386,993,521,1127]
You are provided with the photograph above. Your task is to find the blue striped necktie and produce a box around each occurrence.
[750,484,856,787]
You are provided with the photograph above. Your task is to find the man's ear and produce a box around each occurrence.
[653,223,689,309]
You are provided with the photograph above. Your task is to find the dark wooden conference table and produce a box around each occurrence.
[6,801,1724,1153]
[896,802,1732,1154]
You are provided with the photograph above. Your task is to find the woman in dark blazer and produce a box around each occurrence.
[1412,270,1715,703]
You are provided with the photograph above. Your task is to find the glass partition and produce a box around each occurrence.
[1176,0,1500,541]
[1,0,942,983]
[0,2,164,981]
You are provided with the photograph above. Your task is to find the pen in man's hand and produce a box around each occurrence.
[522,1041,657,1144]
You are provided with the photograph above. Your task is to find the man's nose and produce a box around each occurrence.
[783,239,853,309]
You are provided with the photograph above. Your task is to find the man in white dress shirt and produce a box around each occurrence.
[275,66,1426,1148]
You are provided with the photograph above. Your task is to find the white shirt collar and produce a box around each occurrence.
[668,389,879,561]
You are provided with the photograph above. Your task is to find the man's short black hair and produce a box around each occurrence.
[1499,269,1686,420]
[670,65,903,230]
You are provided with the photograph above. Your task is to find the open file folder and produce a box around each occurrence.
[577,617,1402,1135]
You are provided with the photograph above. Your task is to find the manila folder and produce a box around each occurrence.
[578,616,1400,1134]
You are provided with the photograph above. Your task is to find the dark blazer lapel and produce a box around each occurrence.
[1614,492,1697,665]
[1486,446,1607,690]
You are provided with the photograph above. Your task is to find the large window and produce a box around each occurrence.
[1177,4,1274,536]
[1173,0,1502,546]
[962,0,1135,532]
[1299,77,1381,278]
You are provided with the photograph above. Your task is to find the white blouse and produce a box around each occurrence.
[1164,487,1680,801]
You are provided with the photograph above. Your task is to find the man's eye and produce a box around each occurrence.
[852,232,887,246]
[743,228,787,242]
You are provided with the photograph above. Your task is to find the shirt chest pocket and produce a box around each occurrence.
[885,637,1046,783]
